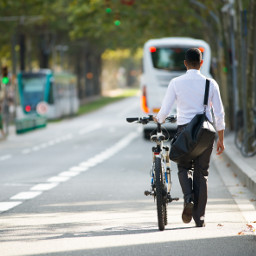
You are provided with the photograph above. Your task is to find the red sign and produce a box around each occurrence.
[36,102,49,115]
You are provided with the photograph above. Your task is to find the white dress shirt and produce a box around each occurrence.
[156,69,225,131]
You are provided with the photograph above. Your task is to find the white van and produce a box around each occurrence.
[140,37,212,139]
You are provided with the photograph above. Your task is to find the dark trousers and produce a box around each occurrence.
[176,124,214,224]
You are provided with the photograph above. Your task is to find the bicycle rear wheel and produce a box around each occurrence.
[155,157,166,231]
[241,133,256,157]
[235,129,243,149]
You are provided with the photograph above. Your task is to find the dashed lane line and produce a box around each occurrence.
[30,183,59,191]
[0,155,12,161]
[1,130,140,214]
[59,171,80,177]
[47,176,71,183]
[5,124,101,160]
[10,192,42,200]
[0,202,22,212]
[21,133,74,155]
[21,149,31,155]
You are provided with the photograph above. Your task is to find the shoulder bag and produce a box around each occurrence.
[169,79,216,164]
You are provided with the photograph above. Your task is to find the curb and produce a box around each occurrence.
[222,146,256,195]
[212,134,256,195]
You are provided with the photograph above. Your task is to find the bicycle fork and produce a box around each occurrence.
[144,146,179,202]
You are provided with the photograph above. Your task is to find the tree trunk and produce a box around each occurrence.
[19,33,26,71]
[246,0,256,134]
[235,0,243,110]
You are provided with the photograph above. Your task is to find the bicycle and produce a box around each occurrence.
[126,115,179,231]
[234,109,244,150]
[241,108,256,157]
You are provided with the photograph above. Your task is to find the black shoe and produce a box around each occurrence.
[195,221,205,227]
[182,199,194,223]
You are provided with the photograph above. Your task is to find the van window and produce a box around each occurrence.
[151,47,188,71]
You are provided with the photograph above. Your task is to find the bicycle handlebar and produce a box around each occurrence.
[126,115,177,124]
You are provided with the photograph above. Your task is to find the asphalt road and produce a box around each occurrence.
[0,96,256,256]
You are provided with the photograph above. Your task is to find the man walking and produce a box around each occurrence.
[155,48,225,227]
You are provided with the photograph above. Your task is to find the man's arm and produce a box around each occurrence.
[156,80,176,123]
[210,80,225,155]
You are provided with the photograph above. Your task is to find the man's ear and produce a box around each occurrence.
[184,60,187,68]
[200,59,204,67]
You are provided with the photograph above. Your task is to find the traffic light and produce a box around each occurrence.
[1,66,9,85]
[105,0,112,14]
[114,19,121,26]
[105,7,112,13]
[114,12,121,26]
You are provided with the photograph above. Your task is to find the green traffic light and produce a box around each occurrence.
[2,77,9,84]
[114,20,121,26]
[106,7,112,13]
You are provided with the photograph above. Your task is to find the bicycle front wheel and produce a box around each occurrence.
[155,157,166,231]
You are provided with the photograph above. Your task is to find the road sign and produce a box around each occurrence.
[36,102,49,115]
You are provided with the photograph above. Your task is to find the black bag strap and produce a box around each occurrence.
[203,79,210,112]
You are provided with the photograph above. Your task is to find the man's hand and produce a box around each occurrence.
[216,129,225,155]
[153,116,165,124]
[216,139,225,155]
[153,116,158,123]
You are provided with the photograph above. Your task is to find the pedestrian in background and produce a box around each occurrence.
[154,48,225,227]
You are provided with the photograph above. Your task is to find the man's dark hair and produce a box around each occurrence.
[185,48,202,68]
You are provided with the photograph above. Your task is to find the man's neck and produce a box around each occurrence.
[186,67,200,71]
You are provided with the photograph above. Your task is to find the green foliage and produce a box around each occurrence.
[68,0,204,50]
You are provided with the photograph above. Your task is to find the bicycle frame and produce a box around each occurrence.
[150,123,171,195]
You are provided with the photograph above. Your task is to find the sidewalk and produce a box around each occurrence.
[212,132,256,195]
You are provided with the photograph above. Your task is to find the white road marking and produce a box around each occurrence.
[30,183,59,191]
[80,160,97,168]
[47,176,71,183]
[63,134,73,140]
[0,154,12,161]
[0,202,22,213]
[47,141,56,146]
[10,191,42,200]
[69,166,88,172]
[22,149,31,154]
[59,171,80,177]
[55,138,62,143]
[39,143,48,149]
[20,133,75,155]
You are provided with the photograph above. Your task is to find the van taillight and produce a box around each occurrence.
[141,86,150,113]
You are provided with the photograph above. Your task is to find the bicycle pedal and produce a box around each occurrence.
[168,196,179,202]
[144,190,155,196]
[144,190,150,196]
